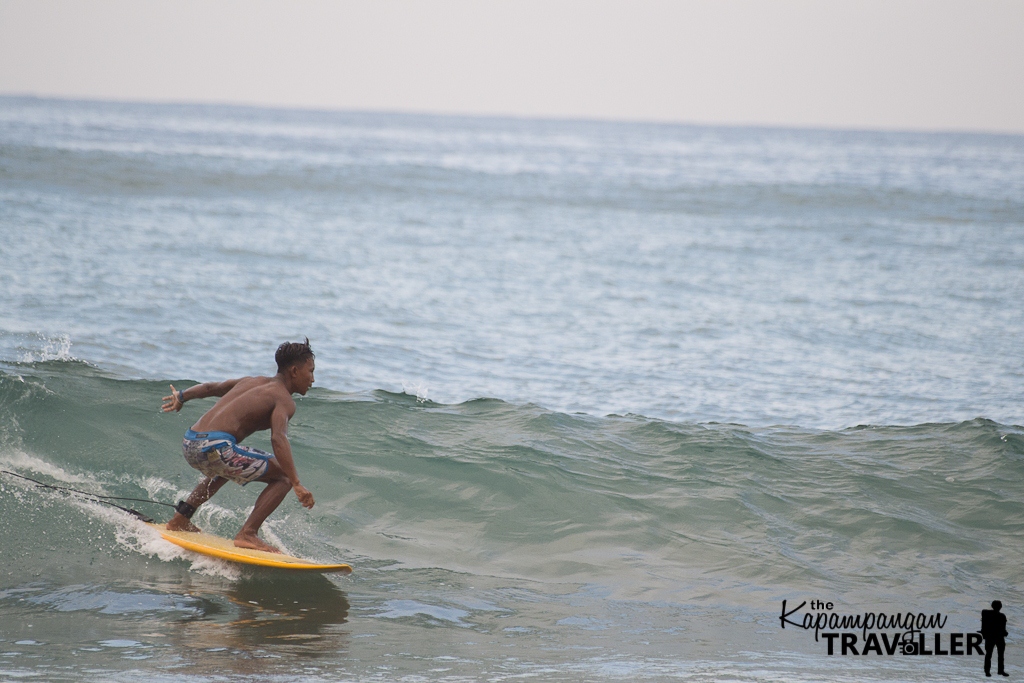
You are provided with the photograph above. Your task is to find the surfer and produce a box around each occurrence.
[160,339,316,553]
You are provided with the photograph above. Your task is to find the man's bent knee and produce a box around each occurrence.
[257,460,290,485]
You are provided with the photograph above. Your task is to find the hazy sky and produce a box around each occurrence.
[1,0,1022,133]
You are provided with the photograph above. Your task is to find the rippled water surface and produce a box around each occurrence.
[1,97,1023,681]
[2,96,1022,427]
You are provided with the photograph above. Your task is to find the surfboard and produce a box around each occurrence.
[147,523,352,573]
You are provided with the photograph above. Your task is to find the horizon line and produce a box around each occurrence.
[4,92,1022,140]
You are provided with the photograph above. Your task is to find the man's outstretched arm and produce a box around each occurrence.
[270,403,315,509]
[161,379,243,412]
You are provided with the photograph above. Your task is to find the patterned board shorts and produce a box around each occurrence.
[182,429,271,485]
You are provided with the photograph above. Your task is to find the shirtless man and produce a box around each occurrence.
[160,339,316,553]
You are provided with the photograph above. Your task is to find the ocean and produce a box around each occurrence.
[0,95,1022,681]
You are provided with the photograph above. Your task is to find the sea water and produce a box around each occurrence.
[0,96,1022,681]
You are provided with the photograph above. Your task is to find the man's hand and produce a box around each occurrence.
[162,384,184,413]
[293,484,315,509]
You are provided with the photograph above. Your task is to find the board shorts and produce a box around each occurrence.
[182,429,271,485]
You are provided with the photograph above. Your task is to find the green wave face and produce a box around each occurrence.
[2,361,1022,680]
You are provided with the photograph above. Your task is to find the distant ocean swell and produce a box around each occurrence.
[3,97,1023,431]
[3,132,1020,223]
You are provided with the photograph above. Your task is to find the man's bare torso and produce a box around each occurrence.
[192,376,296,441]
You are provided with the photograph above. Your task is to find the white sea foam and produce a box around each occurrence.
[0,448,94,484]
[111,511,242,581]
[401,380,430,402]
[18,334,74,363]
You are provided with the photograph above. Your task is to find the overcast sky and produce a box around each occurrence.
[1,0,1022,133]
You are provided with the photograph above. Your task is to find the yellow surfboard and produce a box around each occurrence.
[147,523,352,573]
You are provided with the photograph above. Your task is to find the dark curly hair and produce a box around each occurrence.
[275,338,314,372]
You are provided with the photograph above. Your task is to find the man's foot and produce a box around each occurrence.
[234,531,281,553]
[166,512,201,533]
[999,672,1009,677]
